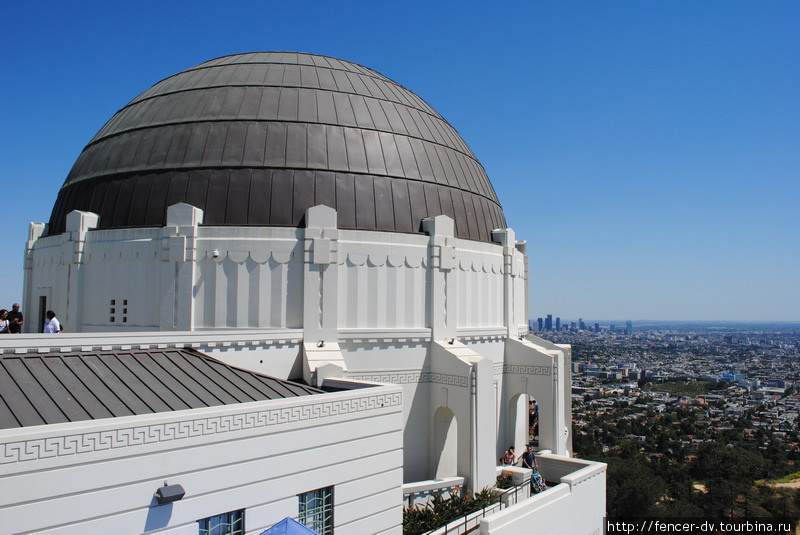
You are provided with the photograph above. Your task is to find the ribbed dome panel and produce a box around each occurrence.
[48,52,506,241]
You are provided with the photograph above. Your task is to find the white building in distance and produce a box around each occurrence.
[6,52,606,535]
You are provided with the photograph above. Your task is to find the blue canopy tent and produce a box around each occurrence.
[260,517,320,535]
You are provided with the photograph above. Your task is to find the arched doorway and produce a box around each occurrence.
[432,406,458,478]
[507,393,528,454]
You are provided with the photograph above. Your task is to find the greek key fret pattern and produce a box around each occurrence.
[500,365,552,376]
[0,392,401,465]
[347,371,424,384]
[427,373,469,387]
[347,371,468,388]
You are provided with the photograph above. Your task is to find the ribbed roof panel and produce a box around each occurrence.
[0,348,322,429]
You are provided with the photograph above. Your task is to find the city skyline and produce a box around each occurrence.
[2,1,797,321]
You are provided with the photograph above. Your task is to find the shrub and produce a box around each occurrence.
[402,487,501,535]
[496,474,514,489]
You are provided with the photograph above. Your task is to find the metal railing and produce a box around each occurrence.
[424,477,541,535]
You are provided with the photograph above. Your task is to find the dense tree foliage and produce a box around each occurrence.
[585,439,799,520]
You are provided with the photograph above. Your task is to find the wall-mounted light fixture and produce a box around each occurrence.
[211,249,220,258]
[155,482,185,505]
[317,340,325,348]
[447,338,455,345]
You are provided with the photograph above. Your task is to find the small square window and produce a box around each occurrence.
[110,317,115,323]
[123,299,128,305]
[198,510,244,535]
[123,308,128,314]
[123,317,127,323]
[110,299,116,305]
[299,487,333,535]
[110,308,116,314]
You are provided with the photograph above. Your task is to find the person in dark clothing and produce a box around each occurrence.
[520,445,537,471]
[520,445,541,492]
[8,303,23,334]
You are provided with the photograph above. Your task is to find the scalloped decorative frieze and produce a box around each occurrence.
[34,255,57,268]
[367,254,386,267]
[340,252,427,268]
[77,247,159,264]
[346,253,367,266]
[199,249,298,265]
[249,249,270,263]
[407,256,426,268]
[457,258,503,274]
[386,255,405,267]
[227,251,249,263]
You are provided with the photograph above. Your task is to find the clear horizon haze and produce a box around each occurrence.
[2,1,797,322]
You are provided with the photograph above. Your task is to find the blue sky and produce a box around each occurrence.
[1,1,797,321]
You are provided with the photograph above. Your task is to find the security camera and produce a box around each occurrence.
[212,249,220,258]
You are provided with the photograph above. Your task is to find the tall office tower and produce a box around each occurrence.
[578,318,586,330]
[555,317,561,331]
[625,321,633,335]
[537,318,544,331]
[570,321,576,331]
[610,324,616,333]
[545,315,553,331]
[594,323,600,332]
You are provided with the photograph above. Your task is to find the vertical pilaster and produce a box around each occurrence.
[422,215,457,341]
[516,240,528,332]
[63,210,100,332]
[492,228,516,337]
[303,205,339,344]
[22,223,45,333]
[161,203,203,331]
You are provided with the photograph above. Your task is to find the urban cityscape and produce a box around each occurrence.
[534,315,800,519]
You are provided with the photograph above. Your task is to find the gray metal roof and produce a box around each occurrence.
[0,347,322,429]
[47,52,506,242]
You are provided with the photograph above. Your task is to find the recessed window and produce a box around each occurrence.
[110,299,116,305]
[110,317,115,323]
[298,487,333,535]
[198,510,244,535]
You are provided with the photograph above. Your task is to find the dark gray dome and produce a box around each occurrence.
[48,52,506,241]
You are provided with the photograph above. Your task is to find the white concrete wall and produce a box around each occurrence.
[25,213,519,336]
[340,339,432,483]
[23,233,76,332]
[525,335,574,455]
[192,227,304,329]
[454,240,504,329]
[337,231,429,329]
[0,384,404,535]
[80,228,164,330]
[479,456,606,535]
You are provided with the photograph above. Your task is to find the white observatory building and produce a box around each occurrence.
[6,53,605,535]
